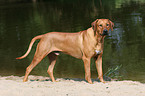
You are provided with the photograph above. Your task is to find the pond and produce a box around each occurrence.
[0,0,145,83]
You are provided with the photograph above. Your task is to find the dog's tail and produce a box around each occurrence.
[16,35,43,59]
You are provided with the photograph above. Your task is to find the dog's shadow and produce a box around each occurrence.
[29,76,112,83]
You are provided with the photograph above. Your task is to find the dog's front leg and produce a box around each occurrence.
[82,57,92,84]
[95,55,105,83]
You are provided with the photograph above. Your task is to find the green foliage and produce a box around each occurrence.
[104,65,123,80]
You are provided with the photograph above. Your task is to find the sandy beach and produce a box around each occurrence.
[0,75,145,96]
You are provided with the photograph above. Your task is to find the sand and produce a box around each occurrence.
[0,75,145,96]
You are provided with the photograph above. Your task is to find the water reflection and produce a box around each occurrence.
[0,0,145,83]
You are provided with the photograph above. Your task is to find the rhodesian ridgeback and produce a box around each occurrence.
[16,19,114,84]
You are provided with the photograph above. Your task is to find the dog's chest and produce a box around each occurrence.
[95,50,102,55]
[94,42,102,55]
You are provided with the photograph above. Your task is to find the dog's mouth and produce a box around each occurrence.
[100,29,109,36]
[100,32,108,36]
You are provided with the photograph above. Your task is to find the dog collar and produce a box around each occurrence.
[95,50,101,55]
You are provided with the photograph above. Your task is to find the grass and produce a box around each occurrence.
[104,65,123,81]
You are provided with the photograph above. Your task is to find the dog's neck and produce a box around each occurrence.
[95,35,104,49]
[86,28,105,53]
[94,29,105,44]
[94,30,105,54]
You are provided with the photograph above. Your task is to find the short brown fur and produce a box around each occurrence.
[16,19,114,84]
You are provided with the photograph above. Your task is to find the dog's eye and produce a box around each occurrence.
[106,24,109,26]
[99,25,102,27]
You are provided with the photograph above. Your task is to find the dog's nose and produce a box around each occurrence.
[103,29,108,33]
[102,29,108,35]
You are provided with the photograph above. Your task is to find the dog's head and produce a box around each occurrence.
[91,19,114,36]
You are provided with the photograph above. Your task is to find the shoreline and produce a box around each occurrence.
[0,75,145,96]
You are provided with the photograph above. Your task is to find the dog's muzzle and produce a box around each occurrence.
[100,29,108,36]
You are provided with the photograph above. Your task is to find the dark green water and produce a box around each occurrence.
[0,0,145,83]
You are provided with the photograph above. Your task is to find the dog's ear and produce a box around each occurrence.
[109,20,114,31]
[91,19,99,32]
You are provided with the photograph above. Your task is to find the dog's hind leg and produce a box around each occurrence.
[23,41,51,82]
[47,52,58,82]
[23,56,43,82]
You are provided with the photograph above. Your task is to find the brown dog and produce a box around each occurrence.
[16,19,114,84]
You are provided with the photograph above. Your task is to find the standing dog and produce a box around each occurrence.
[16,19,114,84]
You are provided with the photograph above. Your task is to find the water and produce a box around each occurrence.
[0,0,145,83]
